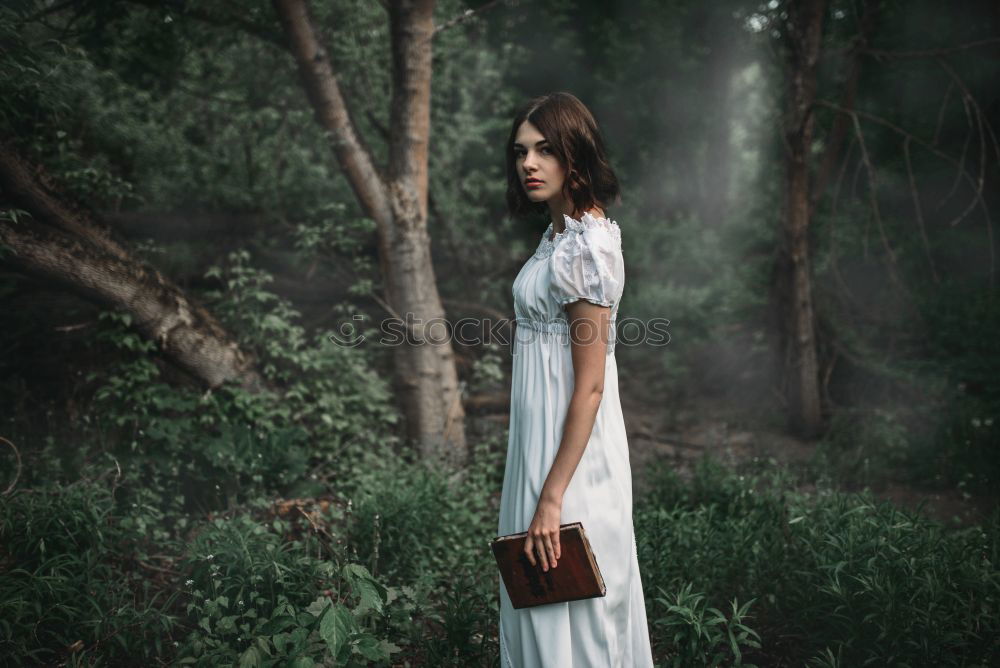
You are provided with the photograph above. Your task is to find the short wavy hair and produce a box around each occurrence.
[505,91,621,220]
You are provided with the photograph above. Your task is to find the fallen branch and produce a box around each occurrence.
[0,436,22,496]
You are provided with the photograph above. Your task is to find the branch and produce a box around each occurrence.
[861,37,1000,60]
[902,135,940,284]
[816,99,996,288]
[816,100,993,219]
[433,0,507,35]
[271,0,391,228]
[0,436,21,497]
[811,0,877,212]
[0,138,131,261]
[845,110,910,299]
[0,220,263,391]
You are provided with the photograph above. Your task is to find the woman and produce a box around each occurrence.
[496,91,655,667]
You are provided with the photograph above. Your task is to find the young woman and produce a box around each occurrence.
[496,91,655,666]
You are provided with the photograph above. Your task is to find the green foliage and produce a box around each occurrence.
[653,583,760,668]
[0,474,179,664]
[174,513,400,667]
[2,0,999,666]
[636,454,1000,666]
[85,248,398,511]
[341,438,501,584]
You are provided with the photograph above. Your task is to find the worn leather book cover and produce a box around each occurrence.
[491,521,607,609]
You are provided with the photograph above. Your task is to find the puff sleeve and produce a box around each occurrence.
[549,216,624,310]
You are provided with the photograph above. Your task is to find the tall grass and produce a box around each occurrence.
[637,455,1000,666]
[1,435,997,666]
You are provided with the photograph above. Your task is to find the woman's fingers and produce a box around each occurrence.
[536,533,559,571]
[536,536,548,571]
[524,528,561,570]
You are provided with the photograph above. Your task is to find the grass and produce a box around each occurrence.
[0,432,998,666]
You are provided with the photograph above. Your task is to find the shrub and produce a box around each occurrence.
[635,454,1000,666]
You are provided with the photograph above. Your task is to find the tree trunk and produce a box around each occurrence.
[773,0,827,438]
[272,0,467,464]
[0,141,263,391]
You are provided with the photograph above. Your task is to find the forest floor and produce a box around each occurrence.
[616,358,997,529]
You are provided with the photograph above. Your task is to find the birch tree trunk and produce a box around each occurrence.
[772,0,827,438]
[0,140,263,391]
[272,0,467,464]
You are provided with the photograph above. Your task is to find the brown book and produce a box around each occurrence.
[491,521,607,609]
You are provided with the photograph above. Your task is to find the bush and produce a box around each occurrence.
[174,511,400,667]
[0,477,179,664]
[83,249,400,513]
[635,454,1000,666]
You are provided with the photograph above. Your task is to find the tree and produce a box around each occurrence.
[270,0,467,463]
[773,0,828,437]
[0,139,263,391]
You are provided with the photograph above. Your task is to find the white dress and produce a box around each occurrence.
[497,211,655,667]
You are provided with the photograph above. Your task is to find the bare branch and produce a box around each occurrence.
[816,99,996,288]
[932,80,955,146]
[861,37,1000,59]
[811,0,876,212]
[433,0,506,35]
[0,436,21,497]
[902,136,940,284]
[846,110,910,298]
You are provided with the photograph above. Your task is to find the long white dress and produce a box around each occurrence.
[497,211,655,667]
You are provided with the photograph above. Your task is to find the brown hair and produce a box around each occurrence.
[505,91,621,220]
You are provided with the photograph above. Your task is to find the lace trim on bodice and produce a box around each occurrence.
[533,211,622,259]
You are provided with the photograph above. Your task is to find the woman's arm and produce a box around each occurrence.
[524,300,611,571]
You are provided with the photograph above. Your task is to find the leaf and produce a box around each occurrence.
[259,615,297,636]
[217,615,238,634]
[238,646,261,668]
[354,635,385,661]
[351,578,384,617]
[305,596,332,618]
[318,603,352,658]
[343,563,384,615]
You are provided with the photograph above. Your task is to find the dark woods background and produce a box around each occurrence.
[0,0,998,666]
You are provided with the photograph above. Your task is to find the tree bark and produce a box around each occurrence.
[272,0,468,464]
[772,0,827,438]
[0,140,263,391]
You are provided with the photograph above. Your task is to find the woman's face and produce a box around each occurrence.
[513,120,566,205]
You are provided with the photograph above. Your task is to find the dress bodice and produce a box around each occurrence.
[512,211,624,355]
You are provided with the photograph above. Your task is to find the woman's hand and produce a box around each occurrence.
[524,495,563,571]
